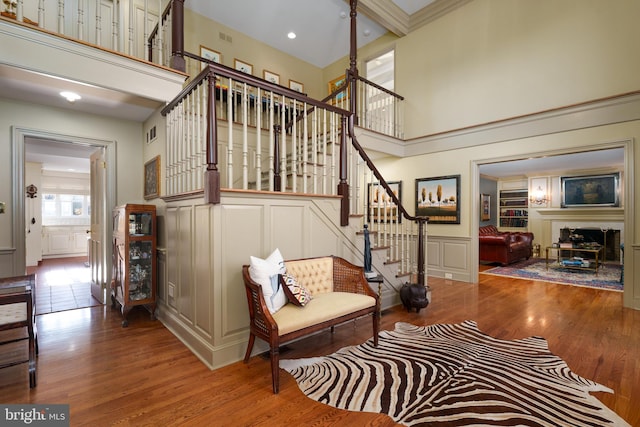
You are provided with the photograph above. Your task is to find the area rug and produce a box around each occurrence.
[280,321,630,426]
[481,258,623,291]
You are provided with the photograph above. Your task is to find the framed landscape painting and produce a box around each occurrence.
[561,173,620,208]
[415,175,460,224]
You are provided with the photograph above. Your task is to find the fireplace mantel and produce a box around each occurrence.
[536,208,624,222]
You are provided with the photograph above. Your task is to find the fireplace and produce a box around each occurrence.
[558,227,621,262]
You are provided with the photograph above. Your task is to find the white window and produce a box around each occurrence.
[42,193,91,220]
[365,50,394,91]
[364,50,397,136]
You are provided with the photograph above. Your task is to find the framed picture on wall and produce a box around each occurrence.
[234,58,253,75]
[263,70,280,85]
[367,181,402,223]
[289,79,304,93]
[144,156,160,200]
[327,74,349,105]
[415,175,460,224]
[200,45,221,70]
[561,173,620,207]
[480,193,490,221]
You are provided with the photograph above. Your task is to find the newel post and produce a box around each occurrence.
[204,72,220,204]
[338,115,350,226]
[169,0,185,72]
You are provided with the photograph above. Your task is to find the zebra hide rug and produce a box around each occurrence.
[280,320,630,426]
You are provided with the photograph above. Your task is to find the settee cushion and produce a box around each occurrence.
[272,292,376,335]
[280,273,312,306]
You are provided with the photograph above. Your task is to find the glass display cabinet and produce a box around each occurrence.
[111,204,157,327]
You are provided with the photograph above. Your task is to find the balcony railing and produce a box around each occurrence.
[2,0,167,62]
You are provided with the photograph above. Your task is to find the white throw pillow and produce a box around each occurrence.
[249,248,287,313]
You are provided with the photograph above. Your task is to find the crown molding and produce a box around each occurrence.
[358,0,474,37]
[409,0,474,32]
[358,0,410,36]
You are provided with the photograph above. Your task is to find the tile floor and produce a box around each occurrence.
[26,257,102,315]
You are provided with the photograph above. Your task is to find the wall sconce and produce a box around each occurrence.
[529,185,548,205]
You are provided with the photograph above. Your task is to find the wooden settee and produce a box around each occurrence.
[242,255,380,393]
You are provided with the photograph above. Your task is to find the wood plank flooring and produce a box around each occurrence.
[1,270,638,426]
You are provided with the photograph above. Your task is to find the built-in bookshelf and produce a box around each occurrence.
[499,189,528,229]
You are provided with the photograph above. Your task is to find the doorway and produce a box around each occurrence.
[12,127,116,308]
[472,142,633,303]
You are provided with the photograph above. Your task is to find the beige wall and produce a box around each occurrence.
[324,0,640,139]
[183,9,325,99]
[398,0,640,137]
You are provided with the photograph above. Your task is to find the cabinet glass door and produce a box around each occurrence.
[129,213,153,236]
[128,241,153,301]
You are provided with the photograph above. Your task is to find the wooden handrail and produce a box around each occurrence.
[355,75,405,101]
[172,51,351,117]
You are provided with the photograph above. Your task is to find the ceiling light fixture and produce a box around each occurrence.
[60,91,81,103]
[287,32,296,39]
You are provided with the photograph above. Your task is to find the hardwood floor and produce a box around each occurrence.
[1,272,638,426]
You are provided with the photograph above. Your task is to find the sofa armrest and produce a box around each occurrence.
[332,256,379,299]
[512,232,534,245]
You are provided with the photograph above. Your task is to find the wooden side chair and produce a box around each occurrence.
[0,274,37,388]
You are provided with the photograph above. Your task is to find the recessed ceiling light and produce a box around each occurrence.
[287,32,296,39]
[60,91,81,103]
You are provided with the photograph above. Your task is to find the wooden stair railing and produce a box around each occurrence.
[160,53,351,204]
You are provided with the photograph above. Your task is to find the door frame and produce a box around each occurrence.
[471,139,634,306]
[11,126,116,284]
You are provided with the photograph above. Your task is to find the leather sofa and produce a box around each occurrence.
[479,225,534,265]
